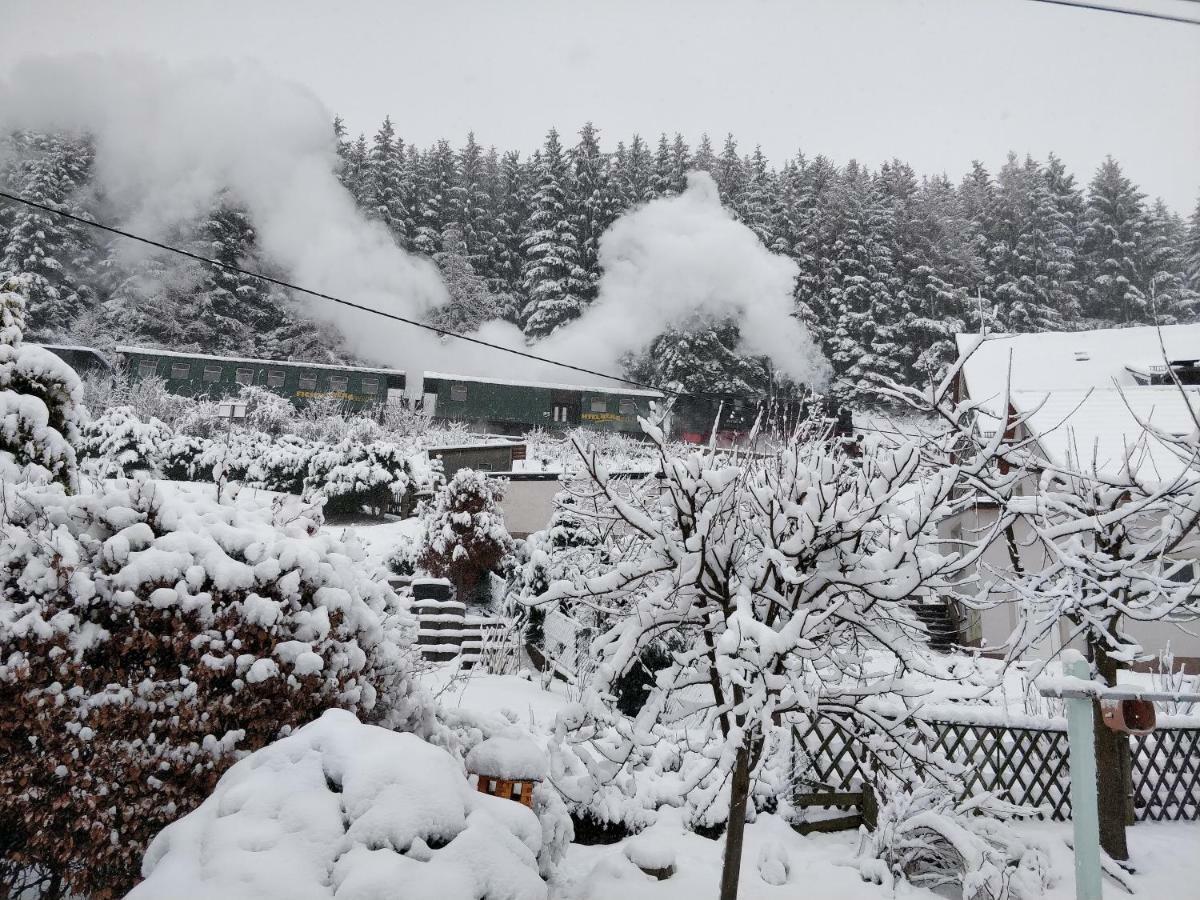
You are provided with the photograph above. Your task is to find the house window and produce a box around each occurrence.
[329,375,349,392]
[451,384,468,402]
[137,360,158,378]
[361,376,380,395]
[590,398,607,413]
[619,399,637,415]
[235,368,254,386]
[202,365,222,383]
[298,373,317,391]
[267,370,285,388]
[170,362,191,380]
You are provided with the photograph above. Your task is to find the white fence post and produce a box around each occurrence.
[1063,650,1103,900]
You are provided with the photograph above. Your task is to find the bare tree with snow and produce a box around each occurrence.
[534,413,1008,899]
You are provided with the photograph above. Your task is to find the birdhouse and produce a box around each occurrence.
[466,734,548,810]
[1101,698,1156,735]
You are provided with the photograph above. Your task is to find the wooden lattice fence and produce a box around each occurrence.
[793,716,1200,822]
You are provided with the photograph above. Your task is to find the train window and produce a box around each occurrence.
[451,384,467,402]
[298,373,317,391]
[329,375,349,392]
[361,376,379,394]
[235,368,253,386]
[137,360,158,378]
[619,399,637,415]
[267,370,285,388]
[170,362,190,380]
[202,365,222,383]
[590,398,607,413]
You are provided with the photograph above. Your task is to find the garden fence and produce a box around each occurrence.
[793,714,1200,822]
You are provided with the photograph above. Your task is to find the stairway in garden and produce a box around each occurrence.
[909,602,959,653]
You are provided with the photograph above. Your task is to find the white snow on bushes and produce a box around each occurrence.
[131,709,547,900]
[0,475,422,724]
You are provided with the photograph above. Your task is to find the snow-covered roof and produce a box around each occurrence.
[116,345,406,377]
[422,371,664,398]
[956,323,1200,416]
[31,342,109,355]
[1009,387,1200,480]
[955,326,1200,480]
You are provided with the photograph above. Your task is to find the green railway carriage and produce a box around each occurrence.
[34,344,114,377]
[421,372,663,436]
[117,346,406,409]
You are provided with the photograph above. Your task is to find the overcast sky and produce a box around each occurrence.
[5,0,1199,210]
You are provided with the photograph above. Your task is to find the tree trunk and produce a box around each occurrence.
[1092,642,1131,861]
[719,743,752,900]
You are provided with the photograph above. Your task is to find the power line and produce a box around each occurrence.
[1025,0,1200,25]
[0,188,678,395]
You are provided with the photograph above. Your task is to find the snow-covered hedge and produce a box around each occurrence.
[130,709,548,900]
[0,478,431,899]
[80,408,441,515]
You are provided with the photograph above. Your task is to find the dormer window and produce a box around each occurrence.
[1074,351,1090,362]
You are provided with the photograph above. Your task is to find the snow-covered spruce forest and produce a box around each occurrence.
[4,122,1198,398]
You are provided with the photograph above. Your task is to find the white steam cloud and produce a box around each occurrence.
[540,172,829,387]
[0,55,828,390]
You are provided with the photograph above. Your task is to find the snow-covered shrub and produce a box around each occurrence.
[130,709,547,900]
[419,468,514,602]
[79,404,172,478]
[855,777,1054,900]
[0,478,431,899]
[244,433,313,495]
[304,440,415,515]
[387,523,425,576]
[82,371,194,429]
[0,279,84,488]
[159,430,209,481]
[237,384,296,435]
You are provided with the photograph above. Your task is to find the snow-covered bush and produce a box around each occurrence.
[130,709,547,900]
[304,440,416,515]
[244,433,313,494]
[80,404,172,477]
[237,384,296,435]
[419,469,514,602]
[855,777,1054,900]
[0,279,84,488]
[0,478,431,899]
[159,430,208,481]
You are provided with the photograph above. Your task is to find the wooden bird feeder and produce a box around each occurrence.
[466,734,547,810]
[1100,697,1156,735]
[475,775,537,808]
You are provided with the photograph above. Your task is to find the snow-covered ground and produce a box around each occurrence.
[554,814,1200,900]
[423,667,1200,900]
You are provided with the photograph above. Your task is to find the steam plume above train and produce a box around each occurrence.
[0,55,828,390]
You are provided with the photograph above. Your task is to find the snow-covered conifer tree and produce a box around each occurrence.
[1081,157,1148,323]
[363,116,410,245]
[0,277,84,488]
[520,129,588,338]
[419,468,514,603]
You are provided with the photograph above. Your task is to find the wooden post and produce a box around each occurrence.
[1063,651,1103,900]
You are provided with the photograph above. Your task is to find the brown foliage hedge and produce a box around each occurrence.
[0,480,424,899]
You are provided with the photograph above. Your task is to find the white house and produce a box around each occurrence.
[946,323,1200,667]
